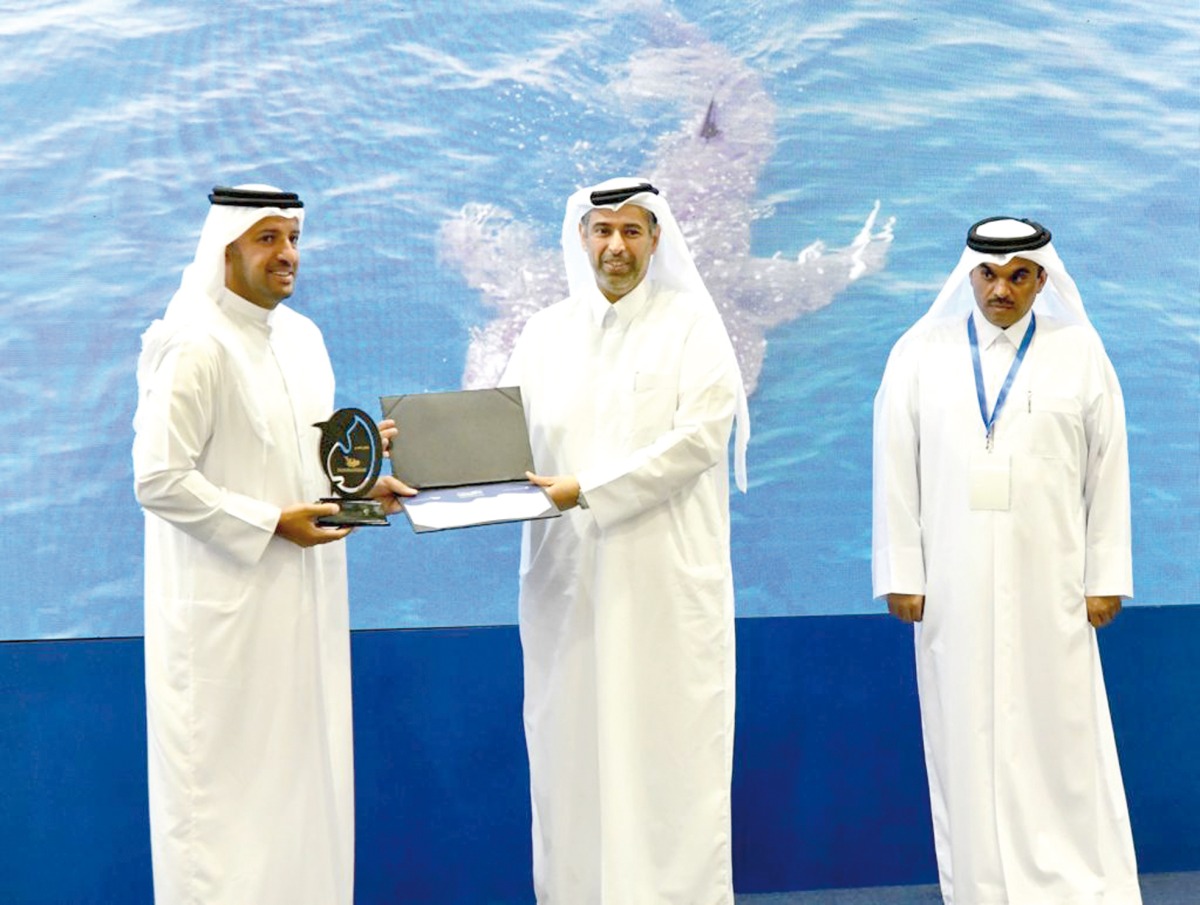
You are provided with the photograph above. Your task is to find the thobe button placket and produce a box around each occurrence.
[984,334,1016,411]
[593,305,623,458]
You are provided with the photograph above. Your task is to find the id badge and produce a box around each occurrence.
[969,449,1011,511]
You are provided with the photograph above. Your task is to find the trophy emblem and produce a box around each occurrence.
[313,407,389,527]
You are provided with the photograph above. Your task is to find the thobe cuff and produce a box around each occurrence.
[574,462,664,532]
[872,546,926,598]
[574,470,626,531]
[211,491,283,567]
[1084,543,1134,599]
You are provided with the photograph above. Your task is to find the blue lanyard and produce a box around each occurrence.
[967,312,1036,443]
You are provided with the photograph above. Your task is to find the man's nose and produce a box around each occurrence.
[278,241,299,264]
[992,280,1011,298]
[606,233,626,254]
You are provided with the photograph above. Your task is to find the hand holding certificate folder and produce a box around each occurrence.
[379,387,561,533]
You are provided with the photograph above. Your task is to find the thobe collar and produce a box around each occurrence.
[971,306,1034,350]
[218,286,277,334]
[584,277,652,328]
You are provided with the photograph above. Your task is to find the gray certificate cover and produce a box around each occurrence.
[380,387,534,488]
[379,387,559,532]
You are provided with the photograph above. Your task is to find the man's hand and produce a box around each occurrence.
[526,471,582,511]
[368,474,418,515]
[887,593,925,623]
[367,417,415,514]
[275,503,352,547]
[377,418,397,458]
[1086,595,1122,629]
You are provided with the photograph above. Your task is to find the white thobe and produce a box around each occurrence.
[133,290,353,905]
[502,279,739,905]
[873,309,1140,905]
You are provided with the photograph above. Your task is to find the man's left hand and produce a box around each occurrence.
[526,471,582,511]
[1086,595,1123,628]
[377,418,397,457]
[368,474,418,515]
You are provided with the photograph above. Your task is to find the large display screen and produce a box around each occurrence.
[2,0,1195,639]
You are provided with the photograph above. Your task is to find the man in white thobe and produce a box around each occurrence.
[872,216,1140,904]
[133,185,408,905]
[501,178,750,905]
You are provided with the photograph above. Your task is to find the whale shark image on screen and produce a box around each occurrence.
[438,6,894,394]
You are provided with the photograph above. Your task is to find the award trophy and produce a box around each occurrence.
[314,407,389,527]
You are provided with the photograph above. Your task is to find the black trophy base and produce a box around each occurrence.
[316,497,390,527]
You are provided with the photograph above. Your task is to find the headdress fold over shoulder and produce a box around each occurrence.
[136,183,307,443]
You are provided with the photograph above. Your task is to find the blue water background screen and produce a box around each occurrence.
[1,1,1196,639]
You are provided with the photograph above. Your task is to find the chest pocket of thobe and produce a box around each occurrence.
[1025,394,1084,462]
[629,370,678,447]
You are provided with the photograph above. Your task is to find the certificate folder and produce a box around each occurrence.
[379,387,560,533]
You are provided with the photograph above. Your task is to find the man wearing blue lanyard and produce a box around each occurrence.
[872,217,1141,904]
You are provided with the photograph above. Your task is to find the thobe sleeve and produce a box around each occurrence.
[1081,347,1133,597]
[872,339,926,597]
[575,314,739,531]
[133,336,281,567]
[498,328,524,388]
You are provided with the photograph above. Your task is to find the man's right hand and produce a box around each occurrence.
[887,593,925,623]
[275,502,352,547]
[526,471,583,511]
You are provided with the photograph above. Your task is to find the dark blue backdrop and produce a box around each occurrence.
[2,607,1197,904]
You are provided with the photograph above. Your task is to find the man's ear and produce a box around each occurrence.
[1036,266,1048,292]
